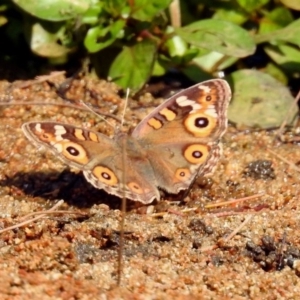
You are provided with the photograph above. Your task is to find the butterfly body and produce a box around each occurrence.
[22,79,231,204]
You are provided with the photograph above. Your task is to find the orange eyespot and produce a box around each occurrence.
[37,131,55,142]
[92,166,118,186]
[61,142,89,165]
[175,168,191,182]
[184,144,209,164]
[184,113,216,137]
[127,182,144,194]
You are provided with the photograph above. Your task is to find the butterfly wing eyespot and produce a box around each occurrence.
[39,132,54,142]
[92,166,118,186]
[183,144,210,164]
[175,168,192,182]
[59,142,89,165]
[184,113,217,138]
[127,182,144,194]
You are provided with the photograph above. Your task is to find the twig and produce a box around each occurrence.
[222,215,253,243]
[19,210,86,221]
[0,200,65,234]
[267,148,300,172]
[205,193,265,209]
[200,215,253,253]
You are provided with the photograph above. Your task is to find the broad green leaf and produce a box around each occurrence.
[236,0,270,12]
[264,63,288,84]
[152,60,166,76]
[168,35,187,56]
[109,40,157,92]
[12,0,93,21]
[256,18,300,46]
[266,7,294,26]
[213,8,248,25]
[84,20,125,53]
[81,3,103,25]
[264,44,300,72]
[228,70,296,128]
[181,65,210,83]
[130,0,172,21]
[165,32,188,57]
[164,26,195,62]
[279,0,300,10]
[28,22,72,60]
[193,51,224,73]
[176,19,255,58]
[192,51,237,73]
[259,7,294,34]
[180,48,199,64]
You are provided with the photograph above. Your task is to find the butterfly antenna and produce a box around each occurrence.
[80,101,115,128]
[120,88,130,130]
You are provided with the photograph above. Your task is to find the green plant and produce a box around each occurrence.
[1,0,252,91]
[2,0,300,100]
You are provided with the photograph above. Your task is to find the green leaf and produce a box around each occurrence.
[256,18,300,46]
[213,3,248,25]
[264,44,300,72]
[228,69,296,128]
[181,65,210,83]
[213,8,248,25]
[12,0,92,21]
[192,51,237,73]
[236,0,270,12]
[180,48,199,64]
[265,7,294,27]
[152,59,166,76]
[165,28,188,57]
[176,19,255,58]
[259,7,294,34]
[81,3,103,25]
[130,0,172,21]
[264,63,288,84]
[109,40,157,93]
[27,22,72,60]
[84,19,126,53]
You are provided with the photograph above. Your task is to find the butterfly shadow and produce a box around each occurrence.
[0,169,123,209]
[1,169,189,263]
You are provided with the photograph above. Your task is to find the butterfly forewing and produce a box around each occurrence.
[132,79,231,143]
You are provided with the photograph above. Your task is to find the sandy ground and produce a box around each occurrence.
[0,74,300,299]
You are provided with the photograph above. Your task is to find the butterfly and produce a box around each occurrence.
[22,79,231,204]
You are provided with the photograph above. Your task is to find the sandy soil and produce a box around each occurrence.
[0,74,300,300]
